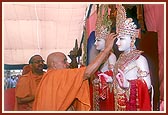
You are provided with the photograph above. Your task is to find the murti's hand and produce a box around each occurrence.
[116,68,130,88]
[116,69,124,87]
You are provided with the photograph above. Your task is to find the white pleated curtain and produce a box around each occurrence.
[3,3,88,64]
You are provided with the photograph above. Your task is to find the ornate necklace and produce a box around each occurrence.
[114,50,143,75]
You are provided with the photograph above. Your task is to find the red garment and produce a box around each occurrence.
[90,70,114,111]
[116,79,151,111]
[99,86,114,111]
[137,80,151,110]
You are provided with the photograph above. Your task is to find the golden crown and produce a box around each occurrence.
[95,5,112,40]
[116,4,140,39]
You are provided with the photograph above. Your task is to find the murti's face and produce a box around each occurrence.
[116,34,132,52]
[94,37,105,51]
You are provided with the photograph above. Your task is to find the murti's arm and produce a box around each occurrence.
[136,55,151,89]
[116,55,152,89]
[108,53,117,70]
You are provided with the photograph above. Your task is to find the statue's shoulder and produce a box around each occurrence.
[136,53,148,66]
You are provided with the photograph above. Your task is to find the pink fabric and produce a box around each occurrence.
[143,4,164,100]
[86,11,97,37]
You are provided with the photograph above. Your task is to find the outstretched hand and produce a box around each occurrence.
[105,33,118,50]
[116,68,130,88]
[116,68,124,87]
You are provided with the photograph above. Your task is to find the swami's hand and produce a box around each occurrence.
[105,33,117,50]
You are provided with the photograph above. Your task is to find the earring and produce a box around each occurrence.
[130,38,135,51]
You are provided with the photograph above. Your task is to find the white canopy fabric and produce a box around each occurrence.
[3,3,93,64]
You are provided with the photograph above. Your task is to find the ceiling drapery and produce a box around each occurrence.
[3,3,89,64]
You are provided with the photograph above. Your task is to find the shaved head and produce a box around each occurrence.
[47,52,69,69]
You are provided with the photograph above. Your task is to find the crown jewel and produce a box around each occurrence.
[95,5,112,40]
[116,4,140,38]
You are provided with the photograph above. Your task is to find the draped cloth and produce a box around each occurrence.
[33,67,91,111]
[14,71,43,111]
[143,4,164,101]
[126,79,151,111]
[90,70,114,111]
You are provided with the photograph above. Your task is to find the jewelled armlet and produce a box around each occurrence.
[137,68,149,78]
[108,64,114,70]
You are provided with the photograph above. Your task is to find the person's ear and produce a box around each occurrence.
[51,61,55,68]
[29,64,33,68]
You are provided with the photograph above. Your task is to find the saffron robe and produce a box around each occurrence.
[14,71,43,111]
[33,67,90,111]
